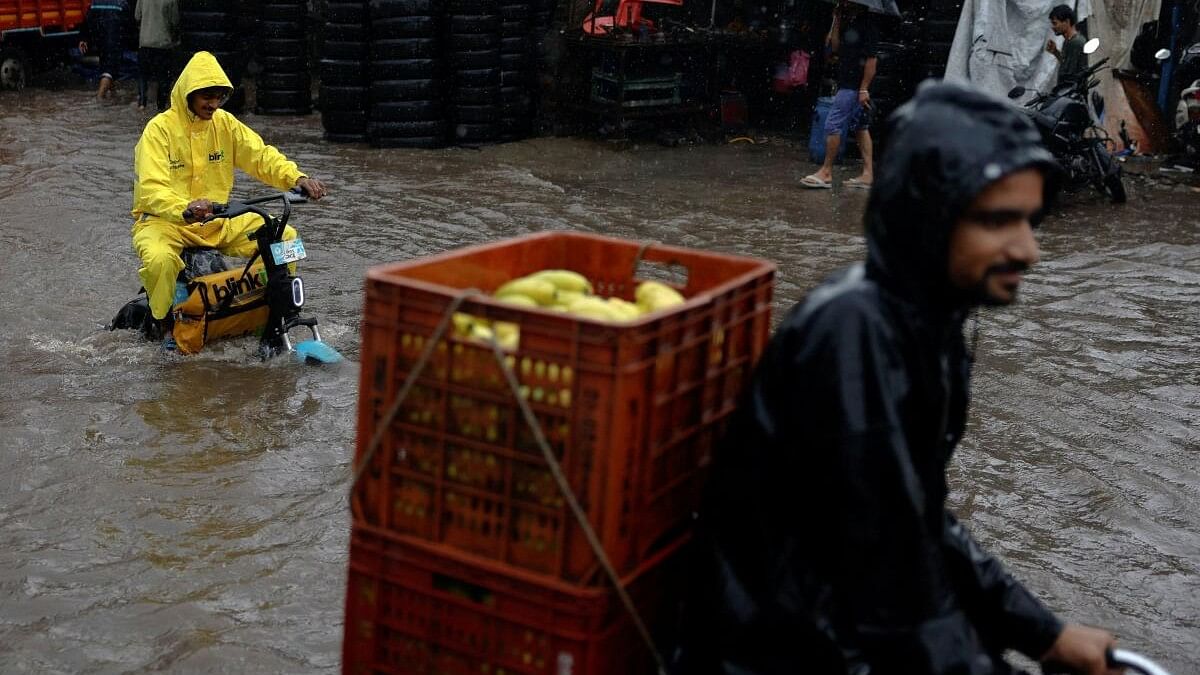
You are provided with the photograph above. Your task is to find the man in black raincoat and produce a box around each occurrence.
[674,81,1119,674]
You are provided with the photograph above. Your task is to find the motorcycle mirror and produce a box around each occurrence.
[1155,48,1172,61]
[1083,37,1100,55]
[1092,91,1105,118]
[1007,86,1026,99]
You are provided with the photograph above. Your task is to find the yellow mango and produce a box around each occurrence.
[529,269,594,294]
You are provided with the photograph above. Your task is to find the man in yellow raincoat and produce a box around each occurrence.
[132,51,327,339]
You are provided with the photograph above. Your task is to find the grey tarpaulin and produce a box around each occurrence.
[943,0,1163,151]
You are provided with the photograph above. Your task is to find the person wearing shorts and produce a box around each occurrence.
[802,1,878,190]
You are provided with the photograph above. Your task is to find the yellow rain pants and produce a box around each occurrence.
[131,51,306,320]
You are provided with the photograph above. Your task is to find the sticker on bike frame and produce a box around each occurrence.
[271,238,307,265]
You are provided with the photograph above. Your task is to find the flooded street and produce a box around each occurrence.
[1,83,1197,673]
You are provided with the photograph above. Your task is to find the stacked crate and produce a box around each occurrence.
[256,0,311,114]
[367,0,447,149]
[320,0,370,141]
[344,232,776,674]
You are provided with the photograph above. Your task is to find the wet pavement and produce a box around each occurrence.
[0,81,1197,673]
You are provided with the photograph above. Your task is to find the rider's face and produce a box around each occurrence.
[189,88,227,120]
[1050,17,1069,36]
[947,169,1044,306]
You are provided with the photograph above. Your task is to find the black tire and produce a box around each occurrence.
[500,36,528,54]
[260,2,309,21]
[322,40,369,59]
[258,71,311,90]
[919,40,954,62]
[450,85,499,105]
[322,110,369,132]
[369,0,435,18]
[922,18,959,42]
[453,104,497,123]
[260,20,304,38]
[370,58,437,79]
[449,14,500,33]
[499,3,529,20]
[455,67,500,87]
[501,20,529,36]
[259,55,308,73]
[325,132,369,143]
[500,97,530,116]
[181,31,239,51]
[256,106,313,115]
[325,22,368,41]
[372,16,438,37]
[1094,148,1127,203]
[451,121,499,142]
[449,33,501,50]
[370,119,446,137]
[321,58,367,83]
[327,2,368,23]
[449,49,501,69]
[261,38,307,57]
[448,0,499,12]
[371,37,438,60]
[499,68,530,86]
[499,52,531,71]
[256,90,312,109]
[372,100,443,121]
[371,134,445,148]
[370,78,441,100]
[178,11,236,30]
[320,85,368,110]
[179,0,235,10]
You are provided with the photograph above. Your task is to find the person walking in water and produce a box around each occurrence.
[134,0,180,111]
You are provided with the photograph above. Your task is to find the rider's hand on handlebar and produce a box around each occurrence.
[295,177,328,201]
[1042,624,1122,675]
[183,198,214,223]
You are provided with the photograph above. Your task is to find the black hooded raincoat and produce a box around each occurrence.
[675,82,1064,674]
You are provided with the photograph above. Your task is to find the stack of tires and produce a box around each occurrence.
[867,41,916,152]
[498,1,534,141]
[320,1,370,142]
[446,0,502,146]
[256,0,312,115]
[179,0,251,113]
[368,0,447,148]
[913,0,963,82]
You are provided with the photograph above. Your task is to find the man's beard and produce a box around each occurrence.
[969,261,1030,307]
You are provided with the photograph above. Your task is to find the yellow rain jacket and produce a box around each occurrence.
[132,51,306,320]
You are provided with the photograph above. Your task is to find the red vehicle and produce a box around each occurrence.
[0,0,90,89]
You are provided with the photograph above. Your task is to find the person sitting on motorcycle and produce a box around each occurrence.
[131,50,327,346]
[1046,4,1088,88]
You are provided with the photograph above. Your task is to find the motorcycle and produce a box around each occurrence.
[109,189,343,364]
[1093,648,1173,675]
[1008,38,1127,203]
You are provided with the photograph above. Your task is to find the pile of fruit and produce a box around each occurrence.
[453,269,686,349]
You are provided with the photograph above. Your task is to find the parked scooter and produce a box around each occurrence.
[1155,46,1200,166]
[1008,38,1127,203]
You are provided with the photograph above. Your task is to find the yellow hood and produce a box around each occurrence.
[170,51,233,121]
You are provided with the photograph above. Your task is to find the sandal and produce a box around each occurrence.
[845,177,873,190]
[801,174,833,189]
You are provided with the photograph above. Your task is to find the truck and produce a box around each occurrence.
[0,0,91,89]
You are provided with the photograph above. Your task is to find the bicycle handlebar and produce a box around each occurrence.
[183,187,309,223]
[1109,648,1172,675]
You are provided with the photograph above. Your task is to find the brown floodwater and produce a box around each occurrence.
[1,82,1196,673]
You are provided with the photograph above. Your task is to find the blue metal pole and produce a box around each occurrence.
[1158,1,1182,112]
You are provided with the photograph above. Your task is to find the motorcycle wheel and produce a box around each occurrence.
[1103,172,1127,203]
[1091,142,1127,204]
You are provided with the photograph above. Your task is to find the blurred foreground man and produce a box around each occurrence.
[674,81,1120,675]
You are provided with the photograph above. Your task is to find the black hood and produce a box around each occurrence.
[864,80,1059,312]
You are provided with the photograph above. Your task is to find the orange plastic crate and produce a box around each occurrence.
[352,231,774,583]
[341,524,687,675]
